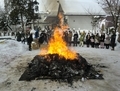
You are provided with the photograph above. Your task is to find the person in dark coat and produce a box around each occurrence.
[73,32,78,46]
[34,29,39,39]
[38,31,47,46]
[90,33,95,48]
[86,33,91,47]
[27,33,33,51]
[111,31,116,50]
[16,31,21,42]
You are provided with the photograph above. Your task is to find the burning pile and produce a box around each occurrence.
[19,13,103,84]
[19,54,103,84]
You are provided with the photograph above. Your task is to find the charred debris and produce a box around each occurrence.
[19,53,104,84]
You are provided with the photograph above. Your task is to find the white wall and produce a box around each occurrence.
[67,15,93,31]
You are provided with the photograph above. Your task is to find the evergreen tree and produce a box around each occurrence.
[9,0,39,31]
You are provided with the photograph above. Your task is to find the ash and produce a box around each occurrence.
[19,53,103,84]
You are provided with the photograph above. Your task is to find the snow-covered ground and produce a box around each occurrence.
[0,39,120,91]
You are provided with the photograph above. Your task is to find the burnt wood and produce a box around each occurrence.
[19,54,103,84]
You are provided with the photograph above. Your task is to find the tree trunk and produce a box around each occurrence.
[20,12,24,32]
[117,24,120,43]
[117,34,120,43]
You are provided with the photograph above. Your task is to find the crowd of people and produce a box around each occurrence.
[15,27,51,51]
[64,29,116,51]
[14,27,116,51]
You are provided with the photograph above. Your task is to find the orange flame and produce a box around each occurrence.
[39,13,77,60]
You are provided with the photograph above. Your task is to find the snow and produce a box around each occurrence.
[0,40,26,67]
[0,39,120,91]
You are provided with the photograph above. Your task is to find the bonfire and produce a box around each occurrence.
[19,12,103,84]
[39,12,77,60]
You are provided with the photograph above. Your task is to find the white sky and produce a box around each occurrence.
[0,0,4,10]
[0,0,97,11]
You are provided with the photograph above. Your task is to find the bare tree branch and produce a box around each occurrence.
[98,0,120,33]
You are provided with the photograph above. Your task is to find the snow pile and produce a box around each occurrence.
[0,40,27,66]
[116,42,120,51]
[0,36,16,40]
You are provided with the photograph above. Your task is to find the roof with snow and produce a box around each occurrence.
[38,0,59,16]
[38,0,106,16]
[59,0,106,15]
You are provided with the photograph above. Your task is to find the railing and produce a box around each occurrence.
[0,32,16,40]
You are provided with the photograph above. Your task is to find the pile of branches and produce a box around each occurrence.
[19,54,103,84]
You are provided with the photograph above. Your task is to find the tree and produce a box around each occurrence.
[91,16,101,33]
[0,7,5,29]
[9,0,28,32]
[9,0,39,32]
[81,3,106,33]
[101,24,105,31]
[9,8,20,25]
[97,0,120,33]
[0,7,12,31]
